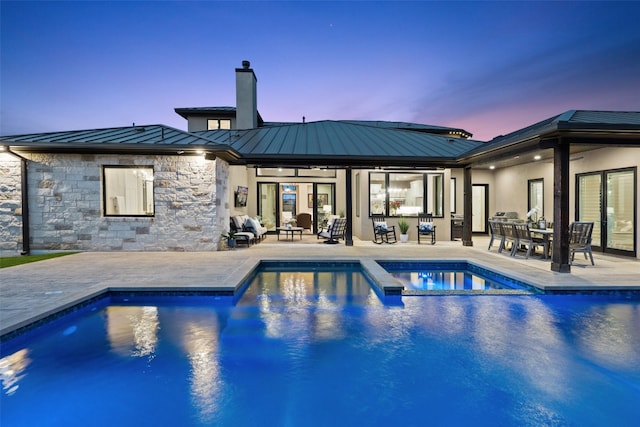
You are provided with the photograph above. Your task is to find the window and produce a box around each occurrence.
[103,166,154,216]
[369,172,386,215]
[528,178,544,220]
[369,171,444,217]
[207,119,231,130]
[256,168,336,178]
[427,173,444,217]
[450,178,456,213]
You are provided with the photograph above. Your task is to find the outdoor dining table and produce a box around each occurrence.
[531,227,553,258]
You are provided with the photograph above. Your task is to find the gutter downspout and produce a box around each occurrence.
[7,148,30,255]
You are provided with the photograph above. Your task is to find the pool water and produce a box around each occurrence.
[379,261,537,292]
[2,265,640,426]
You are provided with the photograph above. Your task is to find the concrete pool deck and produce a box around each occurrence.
[1,235,639,338]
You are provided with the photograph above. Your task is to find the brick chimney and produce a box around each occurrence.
[235,60,258,129]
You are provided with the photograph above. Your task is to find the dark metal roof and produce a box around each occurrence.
[459,110,640,167]
[0,125,241,161]
[338,120,472,138]
[2,111,636,169]
[195,120,485,167]
[484,110,640,147]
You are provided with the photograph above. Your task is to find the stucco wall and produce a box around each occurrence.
[0,153,225,252]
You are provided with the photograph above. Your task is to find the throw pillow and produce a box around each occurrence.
[419,222,434,232]
[244,218,259,237]
[375,221,388,233]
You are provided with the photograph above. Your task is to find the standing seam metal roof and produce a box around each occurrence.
[0,125,231,149]
[195,121,484,160]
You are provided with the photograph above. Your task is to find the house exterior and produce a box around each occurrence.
[2,61,639,271]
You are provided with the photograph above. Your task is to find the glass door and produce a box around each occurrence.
[577,168,636,256]
[472,184,488,233]
[281,184,297,226]
[605,169,635,254]
[577,173,602,249]
[314,183,335,230]
[258,183,277,231]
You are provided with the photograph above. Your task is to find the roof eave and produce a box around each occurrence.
[2,143,242,163]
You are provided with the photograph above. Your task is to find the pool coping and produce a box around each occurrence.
[2,244,639,341]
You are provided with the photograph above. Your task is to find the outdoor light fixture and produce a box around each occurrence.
[534,155,542,160]
[489,165,495,170]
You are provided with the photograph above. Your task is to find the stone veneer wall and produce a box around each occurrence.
[0,152,227,252]
[0,153,24,251]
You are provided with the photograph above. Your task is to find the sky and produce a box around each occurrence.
[1,1,639,141]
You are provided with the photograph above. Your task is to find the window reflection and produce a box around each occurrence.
[181,321,221,424]
[0,349,31,396]
[106,306,159,359]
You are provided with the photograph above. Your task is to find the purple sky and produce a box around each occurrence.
[2,1,639,141]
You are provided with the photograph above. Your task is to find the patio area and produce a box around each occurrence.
[1,234,639,339]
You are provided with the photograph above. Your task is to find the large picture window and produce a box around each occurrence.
[103,166,154,216]
[369,171,444,217]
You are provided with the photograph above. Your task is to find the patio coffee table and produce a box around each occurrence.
[277,226,304,240]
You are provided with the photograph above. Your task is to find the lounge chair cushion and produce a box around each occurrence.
[244,217,262,237]
[419,222,434,232]
[374,221,388,232]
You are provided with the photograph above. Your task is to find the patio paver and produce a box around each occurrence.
[1,235,638,338]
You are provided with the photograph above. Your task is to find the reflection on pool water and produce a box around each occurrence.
[1,263,639,426]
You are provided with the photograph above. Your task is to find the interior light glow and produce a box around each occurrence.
[489,165,495,170]
[534,155,542,160]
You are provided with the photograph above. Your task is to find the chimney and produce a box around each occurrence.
[235,60,258,129]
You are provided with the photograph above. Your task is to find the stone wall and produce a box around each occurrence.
[0,153,24,252]
[0,152,226,252]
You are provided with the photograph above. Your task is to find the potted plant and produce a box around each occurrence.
[398,217,410,243]
[221,230,237,249]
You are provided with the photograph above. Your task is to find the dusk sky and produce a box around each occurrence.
[2,1,639,141]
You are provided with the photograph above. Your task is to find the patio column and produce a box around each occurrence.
[463,165,473,246]
[550,139,571,272]
[345,167,353,246]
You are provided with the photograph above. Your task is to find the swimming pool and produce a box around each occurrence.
[378,260,540,294]
[2,264,639,426]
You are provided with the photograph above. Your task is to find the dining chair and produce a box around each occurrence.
[501,223,519,256]
[569,222,595,265]
[513,223,548,259]
[488,220,505,252]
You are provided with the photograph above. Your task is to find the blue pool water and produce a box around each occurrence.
[378,261,538,292]
[1,264,640,426]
